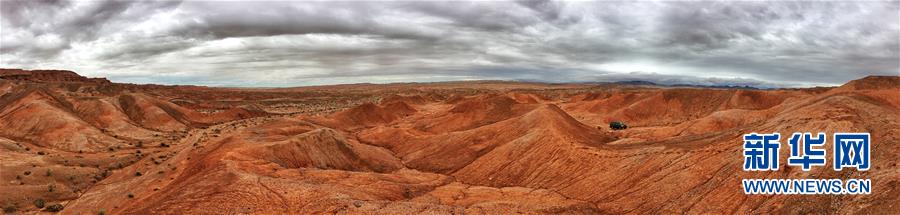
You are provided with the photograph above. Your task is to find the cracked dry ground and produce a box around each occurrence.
[1,75,899,214]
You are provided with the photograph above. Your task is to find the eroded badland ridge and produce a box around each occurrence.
[1,69,898,214]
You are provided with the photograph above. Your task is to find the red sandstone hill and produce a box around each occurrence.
[834,75,900,91]
[308,100,417,129]
[0,72,898,214]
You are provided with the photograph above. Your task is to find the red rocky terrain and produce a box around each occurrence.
[0,69,898,214]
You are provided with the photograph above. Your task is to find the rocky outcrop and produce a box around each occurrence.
[0,68,111,84]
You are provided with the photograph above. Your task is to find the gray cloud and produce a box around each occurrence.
[1,0,897,88]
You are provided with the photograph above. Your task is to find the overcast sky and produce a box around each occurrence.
[1,0,898,88]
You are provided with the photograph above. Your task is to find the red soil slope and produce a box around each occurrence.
[1,71,898,214]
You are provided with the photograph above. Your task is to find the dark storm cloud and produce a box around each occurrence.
[1,0,897,87]
[1,0,181,55]
[655,2,768,49]
[163,2,439,40]
[0,0,71,28]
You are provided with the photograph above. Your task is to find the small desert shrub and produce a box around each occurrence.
[46,203,64,212]
[135,171,142,176]
[127,193,134,198]
[2,204,16,213]
[48,184,55,192]
[33,199,45,209]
